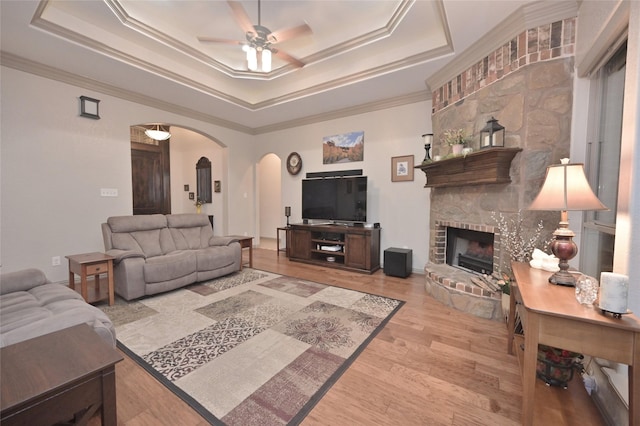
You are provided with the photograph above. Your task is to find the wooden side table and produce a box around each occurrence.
[227,236,253,269]
[1,324,123,426]
[277,226,290,257]
[66,252,115,306]
[509,262,640,425]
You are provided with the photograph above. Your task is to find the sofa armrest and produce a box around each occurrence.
[209,236,238,247]
[106,249,145,264]
[0,268,50,295]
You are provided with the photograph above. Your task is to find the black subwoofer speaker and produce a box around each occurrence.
[384,247,412,278]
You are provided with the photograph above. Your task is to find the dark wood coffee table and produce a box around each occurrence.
[0,324,123,426]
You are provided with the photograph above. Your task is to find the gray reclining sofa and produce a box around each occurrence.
[102,213,241,301]
[0,268,116,348]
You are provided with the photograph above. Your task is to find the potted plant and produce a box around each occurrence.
[442,129,467,155]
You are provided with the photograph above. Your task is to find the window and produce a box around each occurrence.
[580,42,626,278]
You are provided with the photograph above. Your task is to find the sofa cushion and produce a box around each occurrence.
[143,250,197,283]
[107,214,167,232]
[195,246,239,271]
[167,214,214,250]
[0,268,49,295]
[107,214,176,257]
[0,283,116,348]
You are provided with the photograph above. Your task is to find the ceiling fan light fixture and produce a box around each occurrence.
[261,48,272,72]
[247,46,257,71]
[145,124,171,141]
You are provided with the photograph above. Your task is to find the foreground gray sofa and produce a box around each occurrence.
[0,268,116,348]
[102,213,241,300]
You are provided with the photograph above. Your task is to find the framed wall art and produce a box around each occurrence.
[391,155,414,182]
[322,131,364,164]
[79,95,100,119]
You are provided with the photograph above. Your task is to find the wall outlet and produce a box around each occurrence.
[100,188,118,197]
[51,256,61,266]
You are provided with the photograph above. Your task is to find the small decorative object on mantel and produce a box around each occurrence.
[480,117,505,148]
[598,272,630,318]
[421,133,433,164]
[79,95,100,119]
[442,129,467,156]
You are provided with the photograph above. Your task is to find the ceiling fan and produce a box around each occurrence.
[198,0,312,72]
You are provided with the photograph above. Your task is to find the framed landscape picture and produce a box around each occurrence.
[322,131,364,164]
[391,155,414,182]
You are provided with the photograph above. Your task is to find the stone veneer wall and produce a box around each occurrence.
[422,18,577,319]
[427,46,577,275]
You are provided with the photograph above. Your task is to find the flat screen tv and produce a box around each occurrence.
[302,176,367,223]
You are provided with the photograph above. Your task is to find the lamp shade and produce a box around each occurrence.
[145,125,171,141]
[529,160,607,211]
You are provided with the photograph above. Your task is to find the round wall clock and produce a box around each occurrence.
[286,152,302,175]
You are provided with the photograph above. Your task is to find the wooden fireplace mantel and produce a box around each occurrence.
[414,147,522,188]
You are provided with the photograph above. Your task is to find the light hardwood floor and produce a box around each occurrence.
[97,248,604,425]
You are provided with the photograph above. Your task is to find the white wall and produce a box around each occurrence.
[0,67,253,281]
[0,65,433,280]
[255,101,433,272]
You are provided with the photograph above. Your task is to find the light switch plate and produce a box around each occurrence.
[100,188,118,197]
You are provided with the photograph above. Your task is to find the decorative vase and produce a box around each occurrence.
[452,144,464,155]
[196,205,202,214]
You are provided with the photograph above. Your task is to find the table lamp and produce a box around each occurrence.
[285,206,291,226]
[528,158,607,286]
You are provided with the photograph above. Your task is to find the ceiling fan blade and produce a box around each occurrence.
[227,0,256,35]
[273,49,305,68]
[197,36,243,45]
[268,23,312,44]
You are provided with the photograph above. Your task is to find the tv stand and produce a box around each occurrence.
[288,223,381,273]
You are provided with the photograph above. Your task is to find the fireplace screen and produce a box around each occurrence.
[446,227,494,274]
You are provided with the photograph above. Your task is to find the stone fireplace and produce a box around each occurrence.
[434,222,500,275]
[421,17,576,320]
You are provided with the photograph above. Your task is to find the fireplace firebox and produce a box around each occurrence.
[446,228,494,274]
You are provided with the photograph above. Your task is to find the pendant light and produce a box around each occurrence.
[145,124,171,141]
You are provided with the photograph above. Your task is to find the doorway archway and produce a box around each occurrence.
[257,153,282,247]
[130,124,228,234]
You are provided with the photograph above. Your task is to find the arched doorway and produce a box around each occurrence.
[130,124,227,234]
[257,153,282,248]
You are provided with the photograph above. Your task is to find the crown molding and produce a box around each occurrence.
[426,0,579,90]
[0,52,254,134]
[253,90,431,135]
[1,52,431,135]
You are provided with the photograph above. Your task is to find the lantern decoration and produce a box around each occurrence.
[480,117,505,149]
[422,133,433,162]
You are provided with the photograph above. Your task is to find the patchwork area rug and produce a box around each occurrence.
[100,269,403,425]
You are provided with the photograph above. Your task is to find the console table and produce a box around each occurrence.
[1,324,123,426]
[288,223,380,273]
[509,262,640,425]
